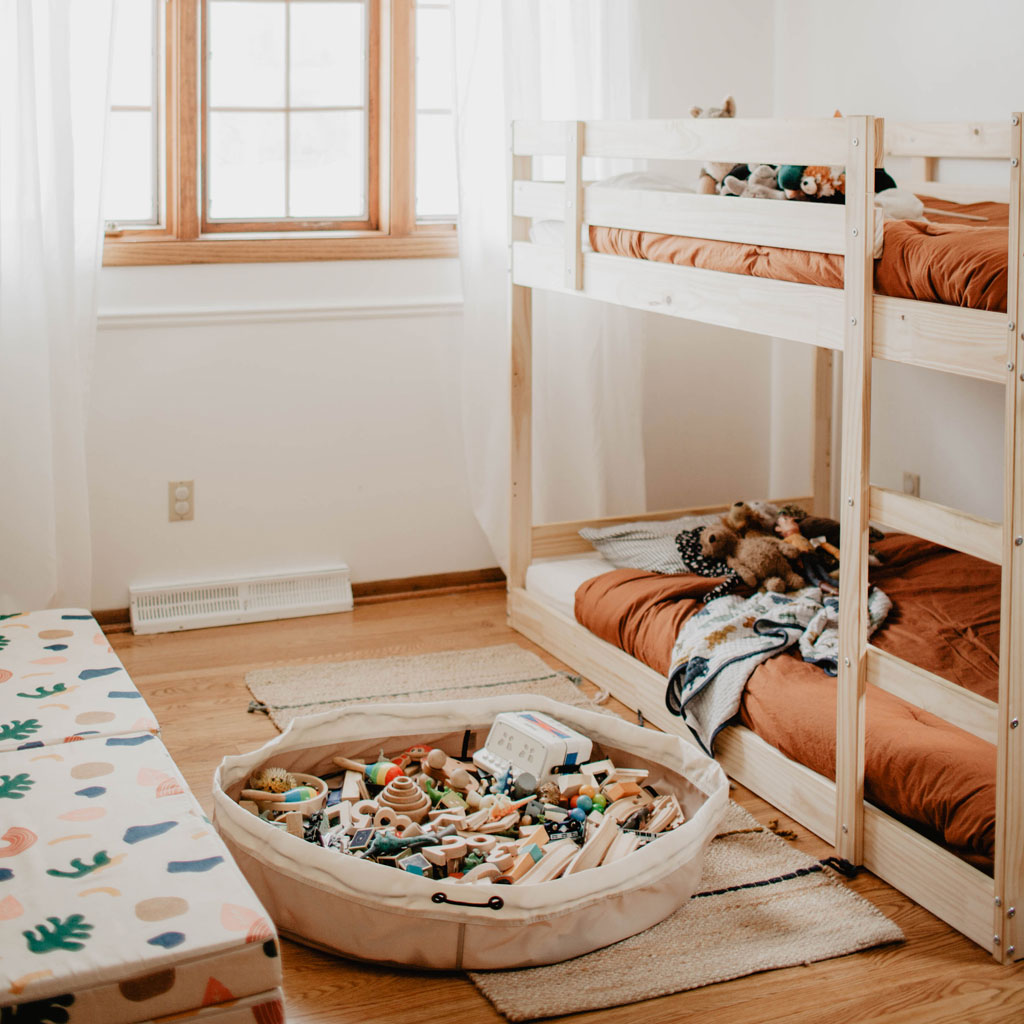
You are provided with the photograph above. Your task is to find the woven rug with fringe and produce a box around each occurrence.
[470,800,904,1021]
[245,643,903,1018]
[245,643,595,731]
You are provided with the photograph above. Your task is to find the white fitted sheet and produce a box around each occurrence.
[524,554,615,619]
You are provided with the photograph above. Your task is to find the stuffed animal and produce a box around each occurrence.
[776,513,839,594]
[778,165,898,202]
[691,96,736,195]
[722,500,771,536]
[721,163,786,200]
[699,523,805,593]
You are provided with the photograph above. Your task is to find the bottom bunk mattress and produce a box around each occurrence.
[562,533,1000,873]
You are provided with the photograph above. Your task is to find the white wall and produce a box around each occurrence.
[773,0,1022,519]
[636,0,778,511]
[90,260,495,610]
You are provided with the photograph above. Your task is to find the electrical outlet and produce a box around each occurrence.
[902,472,920,497]
[169,480,194,522]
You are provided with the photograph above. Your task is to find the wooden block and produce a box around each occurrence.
[341,770,368,802]
[556,774,584,799]
[516,824,549,850]
[603,781,641,803]
[460,862,502,884]
[486,851,514,873]
[508,842,545,881]
[646,794,684,834]
[580,759,615,785]
[606,767,649,785]
[284,812,304,837]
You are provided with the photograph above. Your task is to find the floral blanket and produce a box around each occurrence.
[666,586,892,753]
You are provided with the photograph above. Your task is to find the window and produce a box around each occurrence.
[103,0,457,265]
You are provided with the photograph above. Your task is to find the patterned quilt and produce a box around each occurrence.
[666,586,892,753]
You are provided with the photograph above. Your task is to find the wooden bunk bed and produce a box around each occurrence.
[505,113,1024,963]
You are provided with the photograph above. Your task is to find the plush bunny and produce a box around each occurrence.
[691,96,736,194]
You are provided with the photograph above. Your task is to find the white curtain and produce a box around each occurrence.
[452,0,647,572]
[0,0,114,609]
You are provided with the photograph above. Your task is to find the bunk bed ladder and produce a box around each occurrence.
[995,112,1024,965]
[835,115,881,867]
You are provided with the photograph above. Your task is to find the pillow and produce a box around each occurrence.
[578,513,721,575]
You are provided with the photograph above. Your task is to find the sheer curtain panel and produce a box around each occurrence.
[452,0,647,572]
[0,0,114,608]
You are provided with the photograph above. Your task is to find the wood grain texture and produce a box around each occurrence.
[108,590,1024,1023]
[835,116,876,864]
[995,113,1024,963]
[513,242,846,349]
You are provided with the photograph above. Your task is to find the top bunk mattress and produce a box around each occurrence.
[570,533,1000,872]
[589,196,1010,312]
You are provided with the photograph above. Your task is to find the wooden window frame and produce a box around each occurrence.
[103,0,457,266]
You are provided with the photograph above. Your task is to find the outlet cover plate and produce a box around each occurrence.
[169,480,194,522]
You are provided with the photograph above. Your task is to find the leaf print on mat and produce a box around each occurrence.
[0,773,35,799]
[23,914,94,953]
[0,720,42,742]
[46,851,111,879]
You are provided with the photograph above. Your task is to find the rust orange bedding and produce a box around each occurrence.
[589,196,1010,312]
[574,533,1001,870]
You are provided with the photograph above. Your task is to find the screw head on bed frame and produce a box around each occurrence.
[1010,946,1017,956]
[1014,116,1020,126]
[1012,718,1020,728]
[1012,158,1020,167]
[997,897,1003,907]
[852,227,858,236]
[852,138,859,146]
[1009,322,1016,332]
[841,824,848,833]
[843,657,851,667]
[1009,907,1016,918]
[995,934,1001,945]
[850,317,857,326]
[1016,538,1024,547]
[1009,362,1015,371]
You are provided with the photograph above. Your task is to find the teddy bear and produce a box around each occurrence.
[699,523,805,593]
[691,96,736,195]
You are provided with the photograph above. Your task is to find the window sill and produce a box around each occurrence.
[102,230,459,267]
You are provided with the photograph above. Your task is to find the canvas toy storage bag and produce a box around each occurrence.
[212,694,729,969]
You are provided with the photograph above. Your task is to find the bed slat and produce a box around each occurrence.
[717,724,995,952]
[886,121,1010,160]
[873,295,1008,383]
[513,243,845,350]
[869,486,1002,564]
[866,646,998,744]
[514,181,848,255]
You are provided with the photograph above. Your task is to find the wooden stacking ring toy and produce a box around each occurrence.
[377,775,432,823]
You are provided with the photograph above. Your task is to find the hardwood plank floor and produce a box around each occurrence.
[109,591,1024,1024]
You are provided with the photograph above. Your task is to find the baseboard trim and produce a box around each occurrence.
[94,567,507,632]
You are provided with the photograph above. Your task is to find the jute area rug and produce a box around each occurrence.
[245,643,595,731]
[245,644,904,1020]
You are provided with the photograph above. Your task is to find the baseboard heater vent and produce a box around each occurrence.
[129,566,353,635]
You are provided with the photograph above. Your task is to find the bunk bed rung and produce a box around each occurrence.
[873,295,1008,383]
[885,120,1010,160]
[866,646,998,744]
[530,495,813,560]
[513,181,848,255]
[513,116,860,166]
[717,724,996,953]
[513,242,846,350]
[869,486,1002,563]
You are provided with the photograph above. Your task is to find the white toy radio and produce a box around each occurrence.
[472,710,593,783]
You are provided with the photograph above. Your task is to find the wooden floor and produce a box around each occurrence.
[109,590,1024,1024]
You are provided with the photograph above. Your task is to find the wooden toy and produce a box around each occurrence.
[239,773,327,814]
[348,827,375,851]
[602,831,641,865]
[359,825,456,862]
[485,850,514,873]
[422,835,468,875]
[333,756,367,773]
[365,760,403,786]
[247,765,297,793]
[564,813,620,875]
[518,837,578,884]
[239,799,260,816]
[515,824,549,850]
[423,748,452,785]
[341,770,369,802]
[602,780,642,803]
[399,852,433,876]
[460,862,502,884]
[555,773,584,799]
[507,842,545,881]
[463,834,497,855]
[646,794,685,833]
[377,775,432,823]
[580,759,615,786]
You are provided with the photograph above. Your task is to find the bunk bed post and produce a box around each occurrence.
[564,121,585,290]
[812,348,834,517]
[994,111,1024,964]
[835,115,881,865]
[509,127,534,591]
